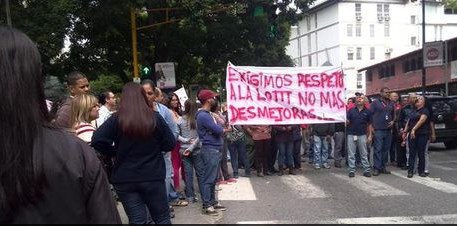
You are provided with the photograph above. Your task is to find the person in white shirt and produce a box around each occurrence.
[96,91,117,127]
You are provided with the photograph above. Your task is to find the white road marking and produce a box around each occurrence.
[332,173,409,197]
[280,175,330,198]
[237,220,290,224]
[431,164,455,171]
[217,177,257,200]
[392,171,457,193]
[331,214,457,224]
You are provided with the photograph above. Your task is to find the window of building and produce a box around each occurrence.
[411,58,417,70]
[370,24,375,37]
[411,36,417,46]
[445,8,457,14]
[356,23,361,37]
[411,15,416,24]
[315,14,318,28]
[306,17,311,31]
[377,4,383,21]
[347,24,353,37]
[418,57,423,69]
[403,60,410,73]
[370,47,375,60]
[451,46,457,61]
[366,70,373,82]
[383,4,390,16]
[378,64,395,79]
[355,3,361,20]
[348,47,354,60]
[356,47,362,60]
[357,81,363,89]
[384,23,390,37]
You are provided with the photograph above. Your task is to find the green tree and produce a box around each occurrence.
[0,0,74,78]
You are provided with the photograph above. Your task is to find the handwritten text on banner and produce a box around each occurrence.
[226,62,346,125]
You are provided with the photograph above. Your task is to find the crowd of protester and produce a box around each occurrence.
[0,26,436,224]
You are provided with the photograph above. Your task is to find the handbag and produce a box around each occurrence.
[226,125,245,143]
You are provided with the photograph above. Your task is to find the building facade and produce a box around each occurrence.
[359,36,457,96]
[286,0,457,98]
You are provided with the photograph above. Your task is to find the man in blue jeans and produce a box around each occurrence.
[370,87,395,176]
[196,89,230,215]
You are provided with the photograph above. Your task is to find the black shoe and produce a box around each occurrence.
[213,203,227,211]
[348,172,355,177]
[407,171,413,178]
[289,169,296,175]
[278,169,284,176]
[381,169,391,174]
[334,162,342,168]
[424,172,430,177]
[373,169,380,176]
[401,166,409,170]
[363,172,372,177]
[243,173,251,177]
[419,173,426,177]
[265,171,273,176]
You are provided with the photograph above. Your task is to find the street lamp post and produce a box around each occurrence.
[5,0,12,27]
[421,0,426,95]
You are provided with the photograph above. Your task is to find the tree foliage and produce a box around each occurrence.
[1,0,315,91]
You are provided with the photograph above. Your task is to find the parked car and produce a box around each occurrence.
[426,95,457,149]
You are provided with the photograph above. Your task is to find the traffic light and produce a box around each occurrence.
[141,65,151,77]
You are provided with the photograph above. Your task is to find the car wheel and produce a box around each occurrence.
[444,140,457,149]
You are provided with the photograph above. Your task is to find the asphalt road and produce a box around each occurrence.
[118,142,457,224]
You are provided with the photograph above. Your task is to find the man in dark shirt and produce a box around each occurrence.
[370,87,395,176]
[347,96,372,177]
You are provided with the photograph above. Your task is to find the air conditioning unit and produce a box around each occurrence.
[384,15,390,21]
[377,15,383,21]
[356,15,362,21]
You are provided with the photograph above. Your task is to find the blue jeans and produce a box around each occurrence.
[163,152,179,202]
[347,135,370,173]
[114,181,170,224]
[373,130,392,171]
[227,140,250,176]
[182,149,204,200]
[313,135,329,167]
[277,141,294,168]
[200,147,222,208]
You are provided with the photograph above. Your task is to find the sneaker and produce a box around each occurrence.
[348,172,355,177]
[216,180,228,185]
[424,172,430,177]
[202,206,219,216]
[314,165,321,169]
[363,172,372,177]
[289,168,296,175]
[334,162,342,168]
[323,163,330,169]
[213,203,227,211]
[419,173,427,177]
[257,172,265,177]
[373,169,380,176]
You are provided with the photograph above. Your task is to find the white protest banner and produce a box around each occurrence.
[226,62,346,125]
[155,62,176,89]
[173,86,189,111]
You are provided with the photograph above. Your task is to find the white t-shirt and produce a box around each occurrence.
[96,105,114,127]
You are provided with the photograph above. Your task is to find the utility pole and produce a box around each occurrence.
[130,8,139,82]
[421,0,426,95]
[5,0,12,27]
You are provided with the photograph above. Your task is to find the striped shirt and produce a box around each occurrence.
[75,122,96,144]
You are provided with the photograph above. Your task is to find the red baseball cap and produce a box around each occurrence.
[198,89,219,103]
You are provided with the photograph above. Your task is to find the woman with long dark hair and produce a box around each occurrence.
[92,82,176,224]
[0,26,120,223]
